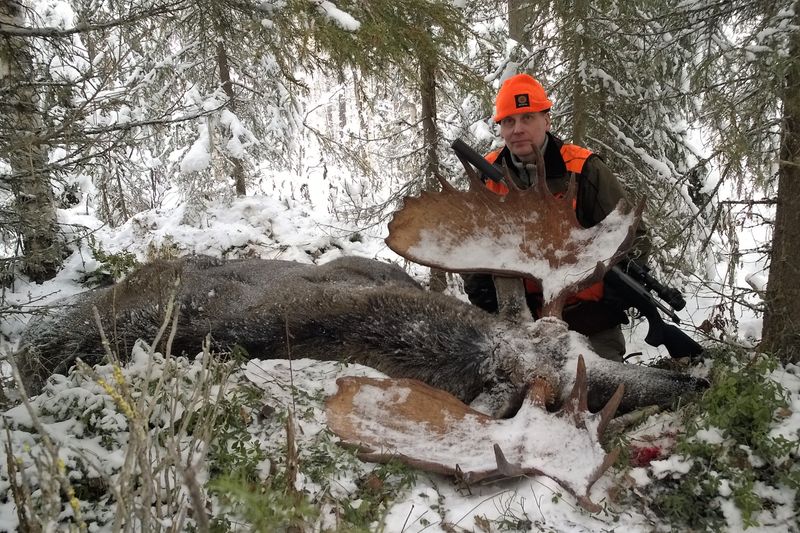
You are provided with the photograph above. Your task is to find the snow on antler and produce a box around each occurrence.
[326,356,623,512]
[325,144,640,512]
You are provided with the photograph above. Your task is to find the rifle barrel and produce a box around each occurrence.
[451,139,504,182]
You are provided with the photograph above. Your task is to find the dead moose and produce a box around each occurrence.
[16,145,705,511]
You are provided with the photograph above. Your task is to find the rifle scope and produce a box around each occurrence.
[625,261,686,311]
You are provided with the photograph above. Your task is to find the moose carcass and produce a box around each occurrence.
[324,143,706,510]
[16,253,701,414]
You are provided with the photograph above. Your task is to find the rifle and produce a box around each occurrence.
[607,263,703,359]
[450,138,704,359]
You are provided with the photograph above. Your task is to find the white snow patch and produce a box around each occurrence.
[316,1,360,31]
[180,123,211,173]
[650,455,694,478]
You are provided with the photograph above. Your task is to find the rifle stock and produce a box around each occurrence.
[450,138,504,182]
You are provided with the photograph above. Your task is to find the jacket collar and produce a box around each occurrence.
[497,132,567,181]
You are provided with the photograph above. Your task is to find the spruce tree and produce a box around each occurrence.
[500,0,710,275]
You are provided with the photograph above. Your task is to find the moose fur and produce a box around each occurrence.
[17,255,705,414]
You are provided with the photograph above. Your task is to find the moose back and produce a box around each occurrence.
[18,255,704,415]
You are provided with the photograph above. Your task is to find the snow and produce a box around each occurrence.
[315,1,360,31]
[628,467,651,487]
[769,365,800,444]
[695,426,726,445]
[180,123,212,174]
[650,455,694,478]
[1,4,798,525]
[219,110,249,158]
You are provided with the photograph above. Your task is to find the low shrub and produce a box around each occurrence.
[643,348,799,531]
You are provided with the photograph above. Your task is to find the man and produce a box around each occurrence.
[461,73,649,361]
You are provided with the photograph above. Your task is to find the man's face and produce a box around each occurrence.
[499,112,551,162]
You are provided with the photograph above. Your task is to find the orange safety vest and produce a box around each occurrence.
[484,144,604,303]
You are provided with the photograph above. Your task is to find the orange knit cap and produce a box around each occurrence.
[493,74,552,123]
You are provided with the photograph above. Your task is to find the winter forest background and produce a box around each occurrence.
[4,0,800,359]
[1,0,800,532]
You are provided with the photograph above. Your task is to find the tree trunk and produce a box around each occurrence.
[420,57,440,187]
[216,42,246,196]
[1,0,65,282]
[761,22,800,363]
[508,0,533,45]
[569,0,588,145]
[419,47,447,293]
[338,68,347,136]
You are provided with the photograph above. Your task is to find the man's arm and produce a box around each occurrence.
[581,156,651,260]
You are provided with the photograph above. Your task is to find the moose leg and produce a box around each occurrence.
[581,357,707,413]
[492,276,533,322]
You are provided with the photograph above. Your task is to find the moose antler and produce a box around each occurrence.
[386,144,643,317]
[326,356,624,512]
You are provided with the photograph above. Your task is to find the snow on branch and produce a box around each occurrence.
[314,1,360,31]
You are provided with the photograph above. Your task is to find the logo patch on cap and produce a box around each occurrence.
[515,93,529,109]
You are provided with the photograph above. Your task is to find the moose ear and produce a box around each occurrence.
[385,143,643,319]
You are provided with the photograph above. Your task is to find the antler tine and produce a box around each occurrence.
[582,446,622,503]
[492,444,525,477]
[573,447,623,513]
[561,355,589,422]
[501,160,523,192]
[454,152,485,191]
[594,384,625,437]
[434,171,458,193]
[576,448,620,513]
